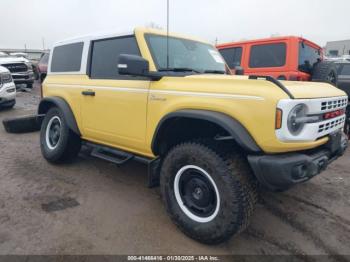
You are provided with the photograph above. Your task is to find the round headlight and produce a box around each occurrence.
[287,104,307,135]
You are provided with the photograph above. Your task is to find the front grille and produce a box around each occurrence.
[321,98,348,111]
[318,115,346,133]
[2,63,27,73]
[12,75,29,80]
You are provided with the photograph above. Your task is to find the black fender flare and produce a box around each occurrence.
[151,109,261,154]
[38,97,81,136]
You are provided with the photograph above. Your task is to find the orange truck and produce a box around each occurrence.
[217,36,323,81]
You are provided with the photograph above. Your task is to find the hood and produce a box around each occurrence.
[184,74,347,99]
[279,80,346,99]
[0,66,9,73]
[0,56,29,64]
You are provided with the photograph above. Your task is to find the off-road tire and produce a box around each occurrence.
[40,107,81,163]
[312,61,338,86]
[160,141,258,244]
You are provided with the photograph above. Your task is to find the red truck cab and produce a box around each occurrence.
[217,36,323,81]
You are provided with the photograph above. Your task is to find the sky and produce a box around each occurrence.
[0,0,349,50]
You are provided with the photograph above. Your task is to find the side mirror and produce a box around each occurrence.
[118,54,162,80]
[118,54,149,76]
[234,66,244,75]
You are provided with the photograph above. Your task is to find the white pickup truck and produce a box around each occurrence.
[0,52,34,88]
[0,66,16,108]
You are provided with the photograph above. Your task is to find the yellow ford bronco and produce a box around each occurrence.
[38,28,348,244]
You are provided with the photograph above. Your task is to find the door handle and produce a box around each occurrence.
[82,90,95,96]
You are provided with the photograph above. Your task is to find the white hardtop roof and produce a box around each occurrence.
[53,29,135,46]
[52,27,209,48]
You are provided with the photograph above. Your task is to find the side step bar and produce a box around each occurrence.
[249,75,295,99]
[90,144,134,165]
[84,142,161,188]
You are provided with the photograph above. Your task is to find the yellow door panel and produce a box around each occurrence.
[80,79,150,152]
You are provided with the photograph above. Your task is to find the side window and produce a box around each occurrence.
[298,42,321,74]
[341,64,350,75]
[219,47,242,69]
[51,42,84,72]
[249,43,286,68]
[89,36,140,79]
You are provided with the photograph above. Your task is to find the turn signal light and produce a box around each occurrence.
[276,109,283,129]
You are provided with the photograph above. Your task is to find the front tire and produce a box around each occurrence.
[40,107,81,163]
[160,142,258,244]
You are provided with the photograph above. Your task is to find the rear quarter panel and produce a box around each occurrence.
[42,75,87,133]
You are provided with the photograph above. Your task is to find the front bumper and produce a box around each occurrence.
[12,71,34,84]
[248,131,348,191]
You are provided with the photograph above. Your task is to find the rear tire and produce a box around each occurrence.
[40,107,81,163]
[160,141,258,244]
[312,61,338,86]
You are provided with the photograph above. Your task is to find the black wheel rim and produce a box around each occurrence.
[178,168,217,218]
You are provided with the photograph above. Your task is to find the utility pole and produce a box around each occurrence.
[166,0,169,69]
[42,38,46,50]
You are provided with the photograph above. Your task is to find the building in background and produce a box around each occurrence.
[325,39,350,57]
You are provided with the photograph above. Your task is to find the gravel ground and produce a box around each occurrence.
[0,83,349,259]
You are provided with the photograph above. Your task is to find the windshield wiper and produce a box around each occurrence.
[203,70,226,74]
[158,67,201,73]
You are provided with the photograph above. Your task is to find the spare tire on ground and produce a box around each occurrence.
[2,115,44,134]
[312,61,338,86]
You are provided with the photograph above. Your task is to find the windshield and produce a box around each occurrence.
[145,34,226,73]
[298,42,322,74]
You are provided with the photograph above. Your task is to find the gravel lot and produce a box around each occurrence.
[0,83,349,258]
